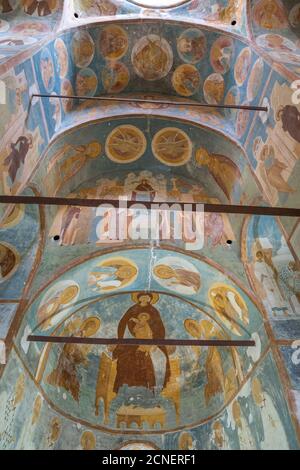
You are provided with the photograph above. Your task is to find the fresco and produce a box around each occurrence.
[31,117,259,208]
[249,0,300,76]
[243,215,300,339]
[8,247,270,434]
[0,1,63,65]
[72,1,247,34]
[0,0,299,451]
[0,345,298,449]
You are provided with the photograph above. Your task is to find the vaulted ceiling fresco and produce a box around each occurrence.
[0,0,300,450]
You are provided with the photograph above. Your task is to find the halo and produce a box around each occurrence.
[184,319,201,338]
[59,285,79,304]
[81,317,101,337]
[131,292,159,304]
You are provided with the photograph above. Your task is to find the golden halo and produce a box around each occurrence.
[80,431,96,450]
[131,292,159,304]
[81,317,101,337]
[99,25,128,60]
[208,283,247,312]
[172,64,201,97]
[152,127,192,166]
[184,319,201,338]
[59,285,79,304]
[105,125,146,163]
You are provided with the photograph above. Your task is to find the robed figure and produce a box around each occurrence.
[112,293,171,394]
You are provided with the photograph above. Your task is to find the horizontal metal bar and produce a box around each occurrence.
[32,94,268,112]
[27,335,255,347]
[0,195,299,217]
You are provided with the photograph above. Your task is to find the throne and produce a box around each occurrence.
[95,351,181,427]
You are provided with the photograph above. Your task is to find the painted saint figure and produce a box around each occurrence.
[253,250,289,316]
[89,258,137,292]
[251,377,289,450]
[153,264,201,293]
[46,318,100,401]
[195,147,242,202]
[112,293,171,394]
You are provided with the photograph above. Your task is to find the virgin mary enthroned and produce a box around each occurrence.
[112,292,171,394]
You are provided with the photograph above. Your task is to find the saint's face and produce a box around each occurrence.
[138,294,151,306]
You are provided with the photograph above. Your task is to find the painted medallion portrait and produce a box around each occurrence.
[152,127,192,166]
[105,125,146,163]
[54,38,68,78]
[172,64,201,97]
[132,34,173,81]
[152,256,201,295]
[75,68,98,97]
[177,28,206,64]
[72,31,95,68]
[60,79,74,113]
[210,36,234,74]
[36,280,80,330]
[0,242,20,283]
[99,25,128,60]
[234,48,252,87]
[88,257,138,292]
[253,0,288,29]
[224,85,240,120]
[247,58,264,102]
[203,73,225,105]
[208,283,249,336]
[102,61,130,93]
[40,47,55,93]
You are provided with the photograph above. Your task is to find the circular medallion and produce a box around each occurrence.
[203,73,224,104]
[75,68,98,97]
[177,28,206,64]
[99,25,128,60]
[247,58,264,102]
[152,127,192,166]
[210,36,234,74]
[60,79,74,113]
[102,61,130,93]
[172,64,201,96]
[105,125,146,163]
[234,47,252,87]
[72,31,95,68]
[54,38,68,78]
[132,34,173,81]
